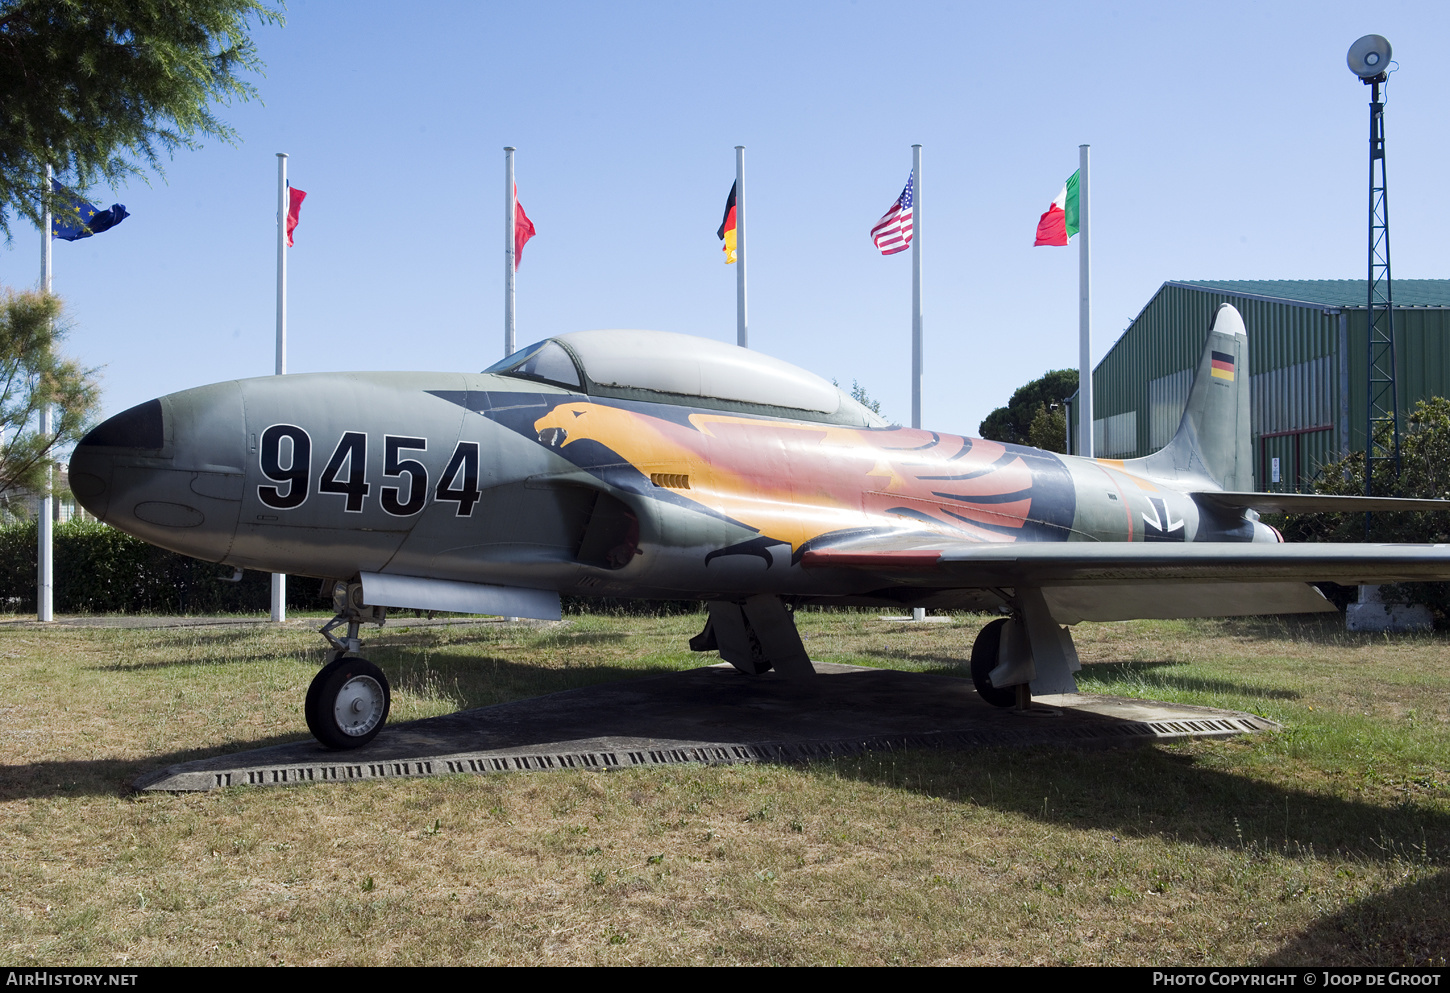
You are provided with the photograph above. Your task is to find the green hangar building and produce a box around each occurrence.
[1072,280,1450,491]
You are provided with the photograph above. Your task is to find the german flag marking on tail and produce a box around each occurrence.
[1210,350,1235,381]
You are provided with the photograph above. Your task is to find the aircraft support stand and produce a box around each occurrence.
[692,595,816,681]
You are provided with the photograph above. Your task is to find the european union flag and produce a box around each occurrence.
[50,179,128,241]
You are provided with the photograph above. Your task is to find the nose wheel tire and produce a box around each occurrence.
[970,618,1017,708]
[306,656,391,750]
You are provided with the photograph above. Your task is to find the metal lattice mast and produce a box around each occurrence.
[1364,72,1400,497]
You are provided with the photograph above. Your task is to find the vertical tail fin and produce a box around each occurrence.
[1129,303,1252,490]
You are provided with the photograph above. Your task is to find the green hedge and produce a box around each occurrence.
[0,520,316,614]
[0,521,701,617]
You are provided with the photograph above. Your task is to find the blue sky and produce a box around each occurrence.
[3,0,1447,440]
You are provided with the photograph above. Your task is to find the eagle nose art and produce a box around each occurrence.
[69,385,245,562]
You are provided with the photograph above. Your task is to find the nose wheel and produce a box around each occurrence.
[306,655,391,750]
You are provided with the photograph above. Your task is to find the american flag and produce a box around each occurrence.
[870,171,914,255]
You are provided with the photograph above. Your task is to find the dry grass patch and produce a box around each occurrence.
[0,611,1447,965]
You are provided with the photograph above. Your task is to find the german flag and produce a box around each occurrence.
[1210,350,1235,381]
[717,182,737,264]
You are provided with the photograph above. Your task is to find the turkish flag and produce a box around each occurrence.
[514,190,535,267]
[286,187,307,247]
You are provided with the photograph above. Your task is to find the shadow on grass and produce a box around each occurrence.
[869,650,966,666]
[16,637,1444,874]
[105,651,1448,876]
[1262,867,1450,966]
[3,654,689,801]
[77,625,332,671]
[847,653,1306,702]
[92,650,329,671]
[83,624,634,672]
[845,651,973,671]
[836,743,1450,963]
[0,731,314,802]
[375,649,688,711]
[533,631,636,644]
[365,624,637,653]
[811,745,1450,874]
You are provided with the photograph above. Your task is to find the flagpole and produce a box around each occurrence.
[1078,143,1093,458]
[505,147,517,358]
[38,164,53,623]
[735,146,747,348]
[911,146,925,622]
[272,152,288,624]
[911,145,923,432]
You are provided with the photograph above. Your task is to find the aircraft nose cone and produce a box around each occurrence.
[70,399,166,520]
[71,384,245,562]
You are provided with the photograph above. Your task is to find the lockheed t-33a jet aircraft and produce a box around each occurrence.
[69,304,1450,749]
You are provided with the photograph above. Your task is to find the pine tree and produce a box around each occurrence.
[1026,402,1068,453]
[979,369,1077,445]
[0,290,99,507]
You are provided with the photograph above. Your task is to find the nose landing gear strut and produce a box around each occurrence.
[307,580,391,750]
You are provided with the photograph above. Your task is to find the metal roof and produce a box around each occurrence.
[1169,279,1450,309]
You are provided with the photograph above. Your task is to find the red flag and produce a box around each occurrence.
[514,186,536,267]
[1032,172,1079,247]
[286,187,307,247]
[1033,204,1067,247]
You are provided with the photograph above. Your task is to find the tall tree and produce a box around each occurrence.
[1027,402,1068,453]
[979,369,1078,446]
[0,290,98,509]
[0,0,278,503]
[0,0,280,236]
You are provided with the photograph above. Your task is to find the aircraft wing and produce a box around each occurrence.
[802,541,1450,585]
[1192,491,1450,515]
[800,541,1450,623]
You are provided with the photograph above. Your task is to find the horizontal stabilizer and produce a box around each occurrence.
[1193,491,1450,515]
[358,572,561,620]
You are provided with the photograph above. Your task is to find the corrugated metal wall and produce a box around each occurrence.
[1344,307,1450,455]
[1074,283,1450,491]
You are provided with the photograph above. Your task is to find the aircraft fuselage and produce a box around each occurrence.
[69,370,1275,609]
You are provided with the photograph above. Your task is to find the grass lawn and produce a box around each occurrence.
[0,610,1446,966]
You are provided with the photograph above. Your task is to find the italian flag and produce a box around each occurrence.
[1033,170,1080,247]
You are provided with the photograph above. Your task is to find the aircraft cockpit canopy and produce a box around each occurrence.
[484,329,889,428]
[487,339,581,389]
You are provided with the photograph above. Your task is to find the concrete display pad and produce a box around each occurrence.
[134,662,1280,792]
